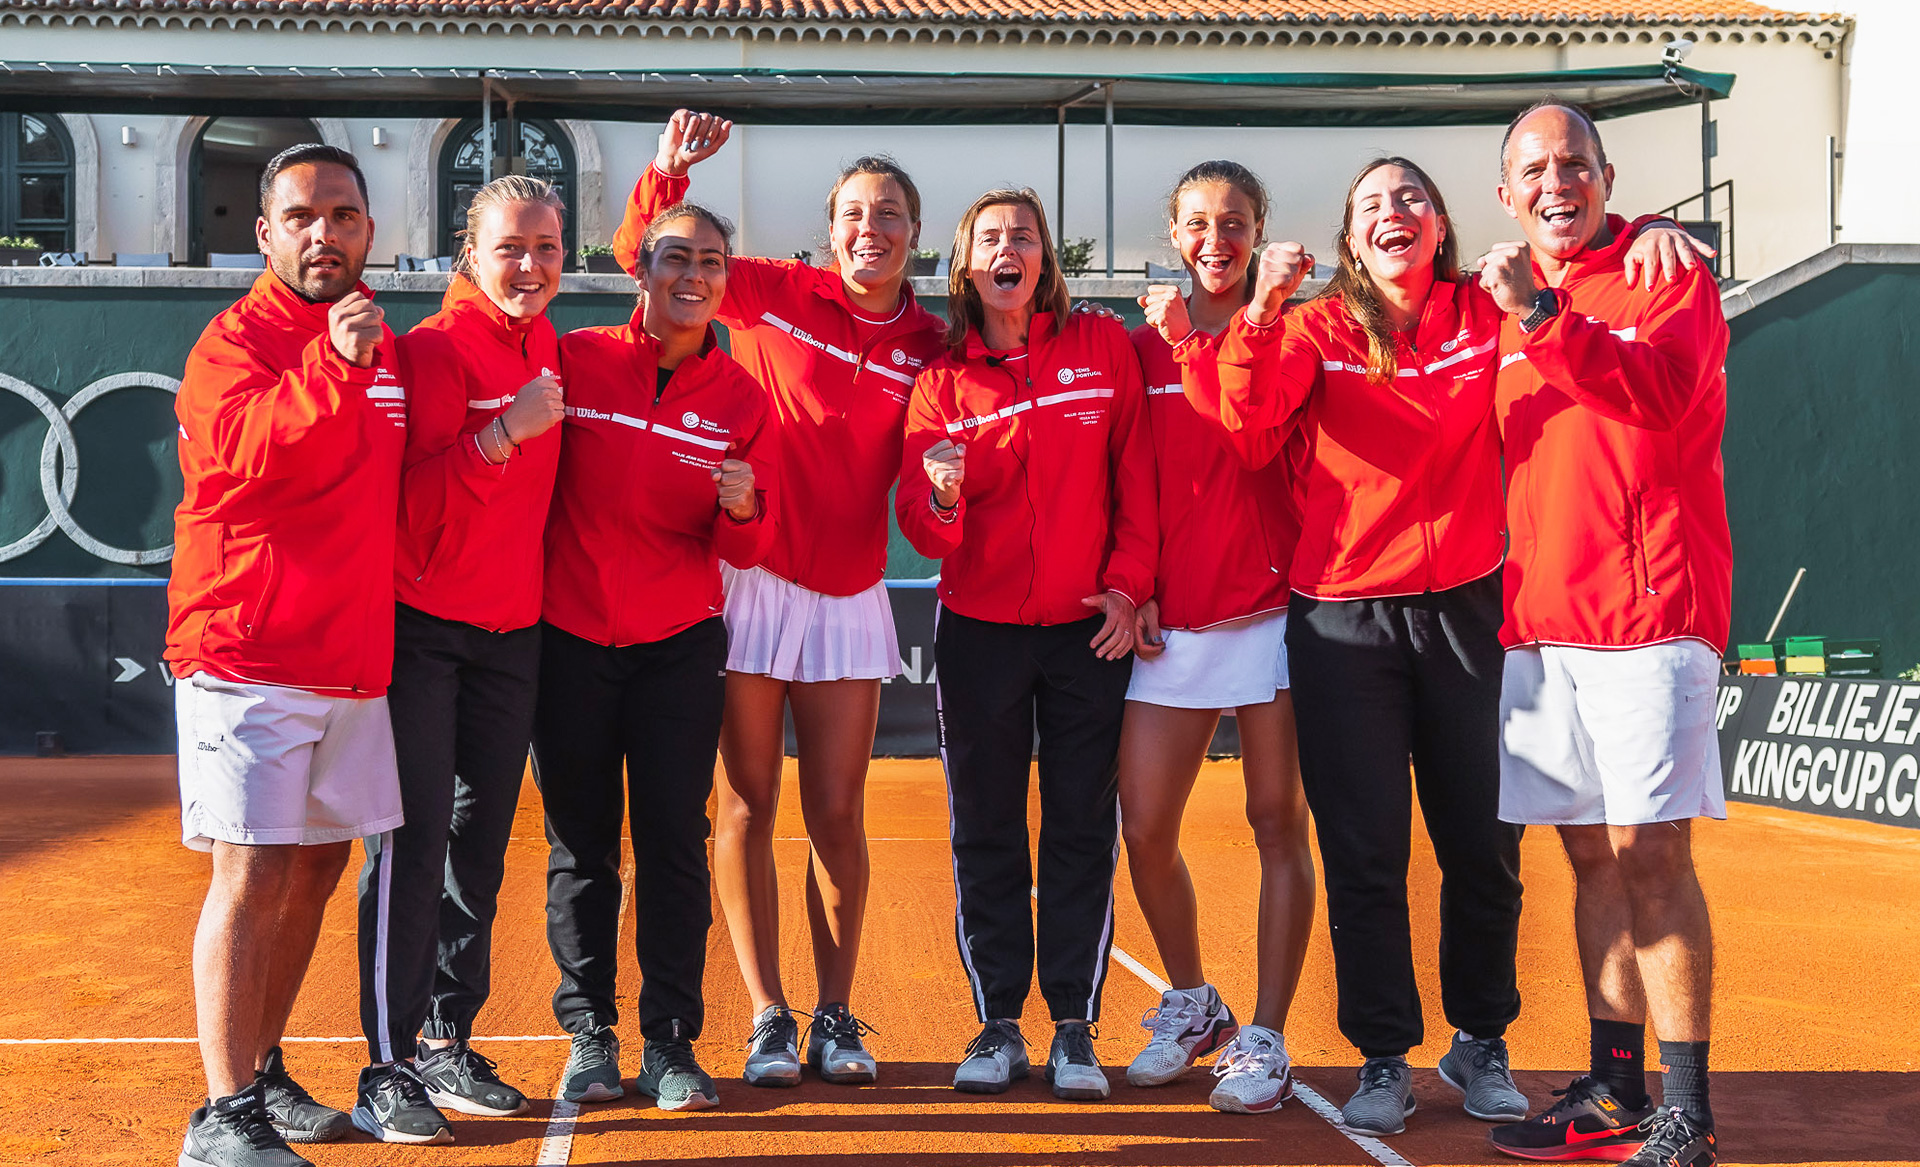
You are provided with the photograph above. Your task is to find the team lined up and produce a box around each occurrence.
[164,98,1728,1167]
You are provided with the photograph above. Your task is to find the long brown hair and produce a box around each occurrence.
[943,188,1071,349]
[453,173,566,280]
[1320,156,1461,384]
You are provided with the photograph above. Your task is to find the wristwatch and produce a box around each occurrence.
[1520,288,1559,333]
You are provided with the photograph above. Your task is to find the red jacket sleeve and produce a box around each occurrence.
[394,329,506,539]
[613,164,691,277]
[1192,307,1319,468]
[713,382,778,569]
[894,367,965,560]
[181,327,377,481]
[1099,323,1158,606]
[1521,266,1729,432]
[1171,328,1292,471]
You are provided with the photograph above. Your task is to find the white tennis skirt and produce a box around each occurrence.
[1125,610,1289,710]
[722,564,902,683]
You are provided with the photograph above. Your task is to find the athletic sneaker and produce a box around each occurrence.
[180,1083,312,1167]
[1126,985,1239,1087]
[743,1005,802,1088]
[416,1041,530,1117]
[953,1019,1029,1094]
[1342,1056,1416,1135]
[1489,1075,1656,1161]
[1208,1025,1294,1114]
[1619,1109,1716,1167]
[254,1047,351,1143]
[350,1063,453,1145]
[806,1002,879,1085]
[559,1026,624,1103]
[1438,1033,1530,1121]
[1045,1021,1110,1101]
[634,1038,719,1111]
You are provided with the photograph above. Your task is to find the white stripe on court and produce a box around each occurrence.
[1085,892,1413,1167]
[536,1086,580,1165]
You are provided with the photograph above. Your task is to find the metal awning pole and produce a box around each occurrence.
[481,75,493,181]
[1056,105,1067,249]
[1699,93,1712,226]
[1104,82,1114,278]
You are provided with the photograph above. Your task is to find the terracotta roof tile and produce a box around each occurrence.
[0,0,1841,21]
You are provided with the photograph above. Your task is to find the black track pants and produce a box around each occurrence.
[1285,574,1523,1059]
[531,618,726,1042]
[934,608,1132,1024]
[358,603,540,1064]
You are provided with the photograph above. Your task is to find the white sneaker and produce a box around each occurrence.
[953,1020,1029,1094]
[1208,1025,1294,1114]
[1126,985,1239,1087]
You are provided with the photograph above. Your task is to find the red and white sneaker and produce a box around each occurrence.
[1208,1026,1294,1114]
[1126,986,1239,1087]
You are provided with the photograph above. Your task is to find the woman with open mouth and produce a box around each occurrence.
[896,187,1156,1103]
[534,202,778,1116]
[354,173,568,1146]
[1117,160,1314,1117]
[1191,158,1704,1138]
[613,111,945,1087]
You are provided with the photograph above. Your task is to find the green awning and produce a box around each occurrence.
[0,62,1733,126]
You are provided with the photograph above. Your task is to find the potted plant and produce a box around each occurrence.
[1058,237,1097,277]
[911,247,941,276]
[578,243,623,274]
[0,235,41,267]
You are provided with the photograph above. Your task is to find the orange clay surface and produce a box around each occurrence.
[0,755,1916,1167]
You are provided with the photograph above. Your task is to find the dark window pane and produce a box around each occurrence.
[18,174,67,221]
[18,115,68,164]
[522,124,565,175]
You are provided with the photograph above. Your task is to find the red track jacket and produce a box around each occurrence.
[1133,324,1298,630]
[543,314,778,647]
[1496,214,1732,651]
[896,312,1157,626]
[617,164,945,595]
[1200,278,1507,600]
[167,270,409,697]
[393,276,562,632]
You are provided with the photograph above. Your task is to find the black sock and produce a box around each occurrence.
[1657,1039,1712,1128]
[1589,1018,1649,1107]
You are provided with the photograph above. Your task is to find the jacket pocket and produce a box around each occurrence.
[239,541,282,637]
[1633,484,1687,600]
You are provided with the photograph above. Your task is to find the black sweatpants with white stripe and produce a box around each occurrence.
[358,603,540,1064]
[531,618,727,1042]
[934,608,1132,1024]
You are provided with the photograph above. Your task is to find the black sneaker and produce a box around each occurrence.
[1044,1021,1110,1101]
[805,1003,878,1085]
[254,1047,351,1144]
[743,1006,802,1088]
[351,1063,454,1145]
[180,1083,312,1167]
[1620,1108,1716,1167]
[1490,1075,1656,1161]
[560,1026,624,1103]
[416,1041,530,1117]
[634,1037,719,1112]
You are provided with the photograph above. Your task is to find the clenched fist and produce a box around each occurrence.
[713,458,757,521]
[1138,284,1192,346]
[1245,243,1314,326]
[500,374,565,444]
[1473,241,1541,316]
[921,438,966,509]
[328,291,384,368]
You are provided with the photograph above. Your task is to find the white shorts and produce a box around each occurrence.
[721,565,901,683]
[175,671,404,851]
[1499,641,1727,826]
[1125,610,1289,710]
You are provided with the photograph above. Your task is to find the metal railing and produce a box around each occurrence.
[1658,179,1735,283]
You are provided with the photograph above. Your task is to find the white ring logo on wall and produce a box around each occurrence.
[0,371,182,565]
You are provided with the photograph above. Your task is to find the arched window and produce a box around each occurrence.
[437,117,576,264]
[2,114,74,254]
[190,117,322,266]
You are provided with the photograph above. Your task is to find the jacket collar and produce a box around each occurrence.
[249,266,372,332]
[961,310,1059,361]
[621,305,722,389]
[812,262,920,329]
[442,273,545,343]
[1532,213,1634,281]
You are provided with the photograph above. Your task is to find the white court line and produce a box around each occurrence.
[535,1085,581,1165]
[1031,887,1412,1167]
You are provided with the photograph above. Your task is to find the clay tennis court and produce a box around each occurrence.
[1,755,1915,1167]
